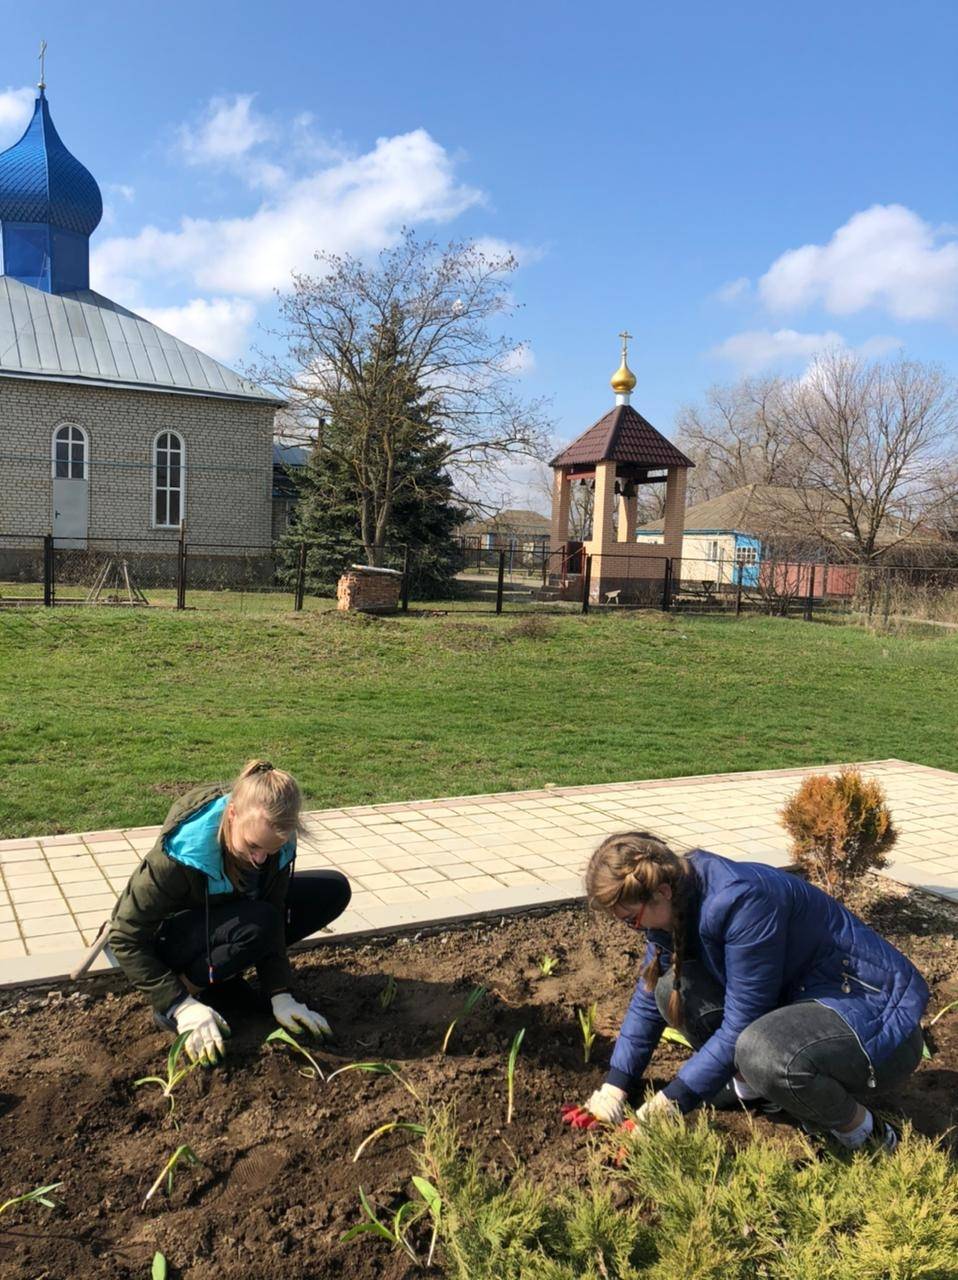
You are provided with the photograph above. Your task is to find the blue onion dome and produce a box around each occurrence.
[0,91,102,236]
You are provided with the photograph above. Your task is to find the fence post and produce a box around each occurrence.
[495,549,506,614]
[660,557,672,612]
[476,539,482,572]
[803,563,815,622]
[881,574,892,628]
[401,545,410,613]
[176,523,187,610]
[43,534,54,607]
[735,579,743,616]
[581,554,592,614]
[293,542,307,612]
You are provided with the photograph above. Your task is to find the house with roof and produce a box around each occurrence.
[0,81,282,570]
[457,508,550,550]
[635,483,944,591]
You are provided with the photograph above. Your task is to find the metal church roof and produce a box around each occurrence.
[0,92,102,236]
[0,277,282,404]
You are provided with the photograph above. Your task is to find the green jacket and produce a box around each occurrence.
[109,783,296,1014]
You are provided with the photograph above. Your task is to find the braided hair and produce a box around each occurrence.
[584,831,693,1026]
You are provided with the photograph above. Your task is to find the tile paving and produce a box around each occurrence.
[1,758,956,985]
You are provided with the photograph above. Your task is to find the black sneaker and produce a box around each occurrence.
[709,1081,782,1114]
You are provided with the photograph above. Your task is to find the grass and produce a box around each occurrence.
[1,606,958,838]
[418,1108,958,1279]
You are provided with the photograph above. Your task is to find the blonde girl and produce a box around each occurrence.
[110,760,350,1064]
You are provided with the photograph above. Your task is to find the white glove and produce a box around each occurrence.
[271,992,331,1038]
[635,1091,679,1124]
[585,1083,627,1124]
[173,995,229,1065]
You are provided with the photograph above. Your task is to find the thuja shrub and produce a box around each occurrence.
[779,768,896,897]
[418,1110,958,1279]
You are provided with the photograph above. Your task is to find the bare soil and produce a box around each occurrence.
[1,878,956,1280]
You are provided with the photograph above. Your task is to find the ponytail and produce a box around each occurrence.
[218,759,305,888]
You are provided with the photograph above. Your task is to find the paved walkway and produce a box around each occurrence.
[1,758,957,986]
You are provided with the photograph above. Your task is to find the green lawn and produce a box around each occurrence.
[1,606,956,838]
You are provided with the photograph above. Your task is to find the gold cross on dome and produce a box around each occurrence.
[618,329,633,358]
[38,40,47,90]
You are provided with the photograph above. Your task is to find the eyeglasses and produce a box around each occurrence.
[616,900,649,931]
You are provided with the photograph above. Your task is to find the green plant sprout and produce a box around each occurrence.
[151,1252,168,1280]
[930,999,958,1027]
[265,1027,326,1080]
[506,1027,526,1125]
[328,1061,423,1104]
[380,974,398,1009]
[141,1144,201,1210]
[538,955,559,977]
[353,1121,427,1163]
[662,1026,693,1050]
[134,1032,198,1122]
[577,1003,598,1064]
[341,1185,422,1263]
[441,985,487,1054]
[0,1182,62,1216]
[412,1175,442,1268]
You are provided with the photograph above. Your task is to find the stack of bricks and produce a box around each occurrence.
[336,564,403,613]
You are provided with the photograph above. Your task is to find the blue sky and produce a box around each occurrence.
[3,1,958,505]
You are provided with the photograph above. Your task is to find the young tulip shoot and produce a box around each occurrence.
[506,1027,526,1125]
[265,1027,326,1081]
[341,1185,421,1264]
[141,1145,201,1210]
[577,1003,598,1064]
[412,1175,442,1268]
[0,1182,62,1216]
[441,984,487,1054]
[380,975,398,1009]
[328,1061,423,1104]
[134,1032,198,1121]
[151,1252,168,1280]
[538,955,559,977]
[353,1121,427,1163]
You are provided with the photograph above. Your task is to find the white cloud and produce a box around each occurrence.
[93,128,483,301]
[0,87,35,147]
[713,276,750,304]
[137,297,257,362]
[177,93,274,166]
[759,205,958,321]
[710,328,900,374]
[473,236,545,268]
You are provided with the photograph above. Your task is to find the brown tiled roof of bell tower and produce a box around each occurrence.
[550,403,694,470]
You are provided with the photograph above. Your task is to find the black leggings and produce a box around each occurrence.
[155,870,351,990]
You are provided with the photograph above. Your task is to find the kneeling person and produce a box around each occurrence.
[572,832,928,1151]
[110,759,351,1064]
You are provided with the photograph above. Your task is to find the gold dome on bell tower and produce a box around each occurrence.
[610,330,637,397]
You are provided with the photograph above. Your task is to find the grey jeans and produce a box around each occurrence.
[656,961,924,1130]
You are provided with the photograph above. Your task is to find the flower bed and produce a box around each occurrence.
[0,880,956,1278]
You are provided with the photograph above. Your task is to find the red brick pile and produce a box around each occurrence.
[336,564,403,613]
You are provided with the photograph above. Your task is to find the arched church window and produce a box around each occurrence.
[52,424,88,479]
[154,431,185,528]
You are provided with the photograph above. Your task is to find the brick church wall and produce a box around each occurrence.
[0,376,276,546]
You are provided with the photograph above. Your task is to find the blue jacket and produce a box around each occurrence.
[606,851,929,1108]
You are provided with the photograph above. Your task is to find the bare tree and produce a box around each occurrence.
[777,351,958,562]
[674,377,801,503]
[253,231,550,563]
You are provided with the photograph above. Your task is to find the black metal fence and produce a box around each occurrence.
[2,531,957,625]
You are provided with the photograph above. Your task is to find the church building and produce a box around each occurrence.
[0,76,281,564]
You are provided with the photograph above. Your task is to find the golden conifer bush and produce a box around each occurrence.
[780,769,896,897]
